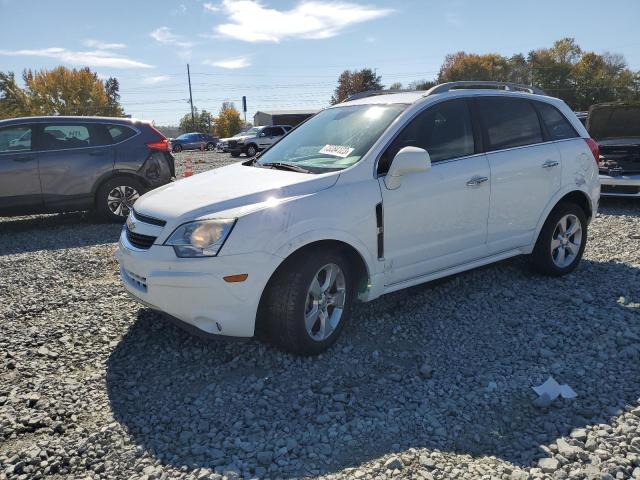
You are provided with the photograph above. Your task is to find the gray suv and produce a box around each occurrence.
[227,125,292,157]
[0,116,174,221]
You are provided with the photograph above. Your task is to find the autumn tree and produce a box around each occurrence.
[214,102,243,138]
[0,66,124,119]
[331,68,383,104]
[178,107,215,133]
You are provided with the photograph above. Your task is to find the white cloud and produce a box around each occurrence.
[149,27,193,48]
[0,47,153,69]
[142,75,170,84]
[203,56,251,69]
[203,2,220,12]
[84,39,126,50]
[214,0,393,43]
[171,3,187,15]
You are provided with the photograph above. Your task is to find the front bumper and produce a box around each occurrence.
[115,230,282,338]
[599,174,640,197]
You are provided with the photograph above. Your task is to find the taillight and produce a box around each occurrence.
[146,125,170,151]
[585,138,600,164]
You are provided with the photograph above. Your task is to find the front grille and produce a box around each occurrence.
[131,209,166,227]
[126,227,156,249]
[601,185,640,195]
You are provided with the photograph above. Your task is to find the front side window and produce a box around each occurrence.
[256,104,407,173]
[0,125,32,153]
[39,124,110,151]
[477,97,543,150]
[380,99,475,173]
[535,102,578,141]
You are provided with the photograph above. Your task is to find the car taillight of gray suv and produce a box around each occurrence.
[0,116,175,221]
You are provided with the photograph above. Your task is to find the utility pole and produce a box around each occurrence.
[187,64,195,131]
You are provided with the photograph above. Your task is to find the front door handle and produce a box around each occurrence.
[466,175,489,187]
[542,160,559,168]
[14,155,35,162]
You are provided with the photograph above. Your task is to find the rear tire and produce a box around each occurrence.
[206,143,215,151]
[264,249,354,355]
[173,144,183,153]
[530,202,587,277]
[96,176,144,222]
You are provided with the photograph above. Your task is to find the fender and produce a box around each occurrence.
[91,168,148,197]
[529,185,596,254]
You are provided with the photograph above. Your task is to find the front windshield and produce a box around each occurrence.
[241,128,260,136]
[256,104,407,172]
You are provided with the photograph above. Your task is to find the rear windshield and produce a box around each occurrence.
[256,104,407,173]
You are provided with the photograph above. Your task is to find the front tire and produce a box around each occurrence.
[264,249,354,355]
[245,144,258,157]
[173,144,183,153]
[530,202,587,276]
[206,143,215,151]
[96,176,144,222]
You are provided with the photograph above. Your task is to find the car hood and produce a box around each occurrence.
[134,162,338,221]
[588,104,640,140]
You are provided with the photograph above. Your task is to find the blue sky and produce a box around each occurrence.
[1,0,639,126]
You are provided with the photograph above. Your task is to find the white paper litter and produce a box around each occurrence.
[532,376,577,401]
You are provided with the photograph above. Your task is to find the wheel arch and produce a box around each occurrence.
[254,238,371,338]
[92,170,148,206]
[532,187,594,251]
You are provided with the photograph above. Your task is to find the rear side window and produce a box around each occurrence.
[477,97,543,151]
[108,124,137,143]
[0,125,32,153]
[39,124,111,151]
[380,99,475,173]
[535,102,578,141]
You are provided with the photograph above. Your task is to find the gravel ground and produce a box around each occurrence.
[1,151,639,480]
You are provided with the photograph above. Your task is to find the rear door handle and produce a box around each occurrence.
[14,155,35,162]
[466,175,489,187]
[542,160,559,168]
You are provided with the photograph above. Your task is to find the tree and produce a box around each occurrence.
[330,68,383,104]
[408,79,436,90]
[429,39,640,110]
[388,82,403,90]
[0,66,125,119]
[104,77,124,116]
[179,107,215,133]
[214,102,243,138]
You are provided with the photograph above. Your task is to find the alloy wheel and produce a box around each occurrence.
[304,263,346,342]
[247,146,257,156]
[107,185,140,217]
[551,214,582,268]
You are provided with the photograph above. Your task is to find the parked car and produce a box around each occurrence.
[227,125,292,157]
[0,116,174,221]
[587,103,640,198]
[171,132,218,152]
[116,81,599,355]
[217,131,249,153]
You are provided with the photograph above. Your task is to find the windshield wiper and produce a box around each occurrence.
[261,162,311,174]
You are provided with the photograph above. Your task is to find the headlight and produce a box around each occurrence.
[164,219,236,257]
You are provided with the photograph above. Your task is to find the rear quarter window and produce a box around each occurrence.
[535,102,578,141]
[108,124,137,143]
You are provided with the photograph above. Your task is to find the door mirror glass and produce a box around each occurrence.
[259,132,266,137]
[384,146,431,190]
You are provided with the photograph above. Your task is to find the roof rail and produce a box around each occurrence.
[425,81,546,96]
[342,89,413,103]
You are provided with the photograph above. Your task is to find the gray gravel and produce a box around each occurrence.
[1,151,639,480]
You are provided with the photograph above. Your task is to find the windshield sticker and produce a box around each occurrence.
[319,144,355,158]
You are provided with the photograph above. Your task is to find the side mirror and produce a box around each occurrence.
[259,132,266,137]
[384,146,431,190]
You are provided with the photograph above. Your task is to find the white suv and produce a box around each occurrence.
[227,125,292,157]
[116,81,600,355]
